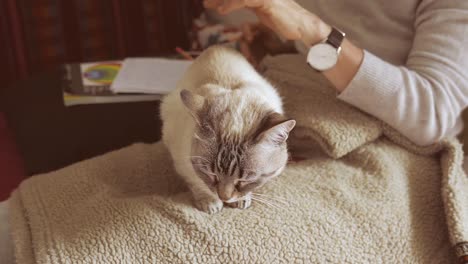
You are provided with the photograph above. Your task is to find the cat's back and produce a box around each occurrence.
[161,46,282,121]
[194,45,249,70]
[182,46,260,89]
[159,47,244,160]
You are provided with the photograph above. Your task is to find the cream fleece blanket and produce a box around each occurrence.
[9,54,468,263]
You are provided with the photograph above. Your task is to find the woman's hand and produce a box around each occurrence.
[205,0,364,92]
[203,0,331,46]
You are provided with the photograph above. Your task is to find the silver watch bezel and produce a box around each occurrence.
[306,27,345,72]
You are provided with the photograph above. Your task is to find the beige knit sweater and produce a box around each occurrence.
[293,0,468,146]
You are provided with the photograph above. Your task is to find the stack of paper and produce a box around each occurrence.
[111,58,192,94]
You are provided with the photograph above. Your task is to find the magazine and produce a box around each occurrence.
[111,58,192,94]
[61,61,161,106]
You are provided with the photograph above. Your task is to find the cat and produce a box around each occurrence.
[160,45,295,214]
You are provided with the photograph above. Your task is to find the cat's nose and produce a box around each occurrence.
[217,185,234,202]
[218,191,231,202]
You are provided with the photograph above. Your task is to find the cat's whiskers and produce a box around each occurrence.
[250,196,282,210]
[252,193,290,206]
[249,197,273,209]
[254,198,282,210]
[252,192,288,200]
[253,195,291,206]
[252,196,288,208]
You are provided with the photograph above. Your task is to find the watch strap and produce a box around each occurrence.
[325,27,345,49]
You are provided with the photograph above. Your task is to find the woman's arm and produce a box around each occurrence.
[205,0,468,146]
[334,0,468,145]
[294,12,364,91]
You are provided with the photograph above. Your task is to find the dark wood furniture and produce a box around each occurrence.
[1,69,162,175]
[0,0,202,176]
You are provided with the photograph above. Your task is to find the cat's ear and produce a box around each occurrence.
[256,114,296,145]
[180,89,205,114]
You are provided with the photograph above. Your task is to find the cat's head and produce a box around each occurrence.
[181,89,296,203]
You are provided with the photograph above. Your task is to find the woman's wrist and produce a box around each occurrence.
[297,14,364,92]
[323,39,364,92]
[299,15,332,46]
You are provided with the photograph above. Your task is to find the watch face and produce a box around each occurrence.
[307,43,338,71]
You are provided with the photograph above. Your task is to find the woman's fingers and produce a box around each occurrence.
[242,23,254,42]
[217,0,247,14]
[255,10,274,30]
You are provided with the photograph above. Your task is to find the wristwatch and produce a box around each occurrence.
[306,27,346,71]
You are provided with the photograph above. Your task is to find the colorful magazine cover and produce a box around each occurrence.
[61,61,160,106]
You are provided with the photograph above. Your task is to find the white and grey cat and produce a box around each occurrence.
[160,46,295,214]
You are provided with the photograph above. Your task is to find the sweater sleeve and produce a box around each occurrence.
[337,0,468,146]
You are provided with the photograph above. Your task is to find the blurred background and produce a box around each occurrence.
[0,0,204,200]
[0,0,202,85]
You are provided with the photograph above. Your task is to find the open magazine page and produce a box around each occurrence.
[61,61,161,106]
[110,58,192,94]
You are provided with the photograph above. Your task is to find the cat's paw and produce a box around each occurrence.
[194,196,223,214]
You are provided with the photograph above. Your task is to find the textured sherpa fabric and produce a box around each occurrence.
[259,55,382,159]
[8,55,468,263]
[261,54,468,262]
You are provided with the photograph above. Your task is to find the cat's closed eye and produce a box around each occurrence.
[242,172,257,181]
[237,181,261,193]
[193,163,219,184]
[204,171,219,184]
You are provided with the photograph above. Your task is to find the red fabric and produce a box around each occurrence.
[0,112,25,201]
